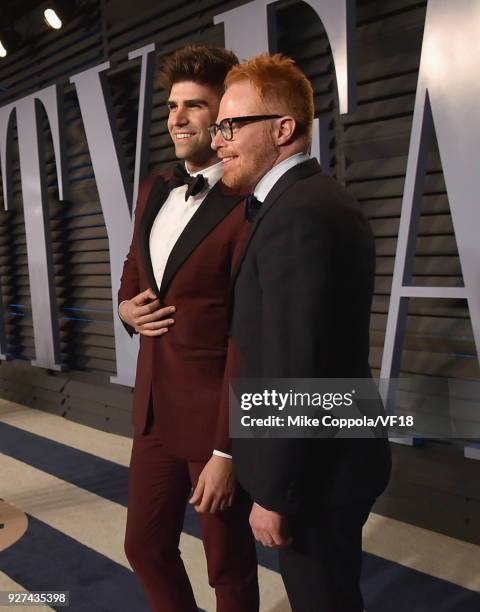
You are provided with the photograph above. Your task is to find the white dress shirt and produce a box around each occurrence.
[254,151,309,202]
[149,160,224,290]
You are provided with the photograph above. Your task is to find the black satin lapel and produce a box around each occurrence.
[258,158,321,220]
[139,176,171,297]
[159,181,242,297]
[230,158,321,291]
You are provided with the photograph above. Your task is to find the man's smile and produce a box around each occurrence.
[220,155,237,165]
[174,132,195,140]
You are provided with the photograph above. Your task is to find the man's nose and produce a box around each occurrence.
[172,108,188,125]
[211,129,224,151]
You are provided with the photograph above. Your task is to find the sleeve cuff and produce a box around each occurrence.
[118,300,129,321]
[213,449,232,459]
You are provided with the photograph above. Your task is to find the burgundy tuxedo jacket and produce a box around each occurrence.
[118,170,249,460]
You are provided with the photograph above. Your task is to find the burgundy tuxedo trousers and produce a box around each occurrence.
[124,418,259,612]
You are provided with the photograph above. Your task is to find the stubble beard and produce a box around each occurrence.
[174,139,196,161]
[175,139,215,169]
[222,139,274,190]
[221,163,245,189]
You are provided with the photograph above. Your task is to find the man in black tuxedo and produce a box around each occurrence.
[210,54,392,612]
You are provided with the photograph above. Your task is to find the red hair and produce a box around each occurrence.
[225,53,314,143]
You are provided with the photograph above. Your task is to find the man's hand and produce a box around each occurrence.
[249,503,293,549]
[189,455,236,514]
[119,288,175,336]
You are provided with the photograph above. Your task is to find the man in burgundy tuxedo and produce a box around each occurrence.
[118,45,258,612]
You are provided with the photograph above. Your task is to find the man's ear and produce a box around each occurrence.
[276,116,296,145]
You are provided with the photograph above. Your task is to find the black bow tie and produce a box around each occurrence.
[169,163,207,200]
[245,194,262,222]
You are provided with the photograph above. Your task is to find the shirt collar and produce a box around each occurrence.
[254,152,309,202]
[185,159,224,186]
[172,159,223,206]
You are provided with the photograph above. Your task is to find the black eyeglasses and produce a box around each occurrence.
[208,115,281,141]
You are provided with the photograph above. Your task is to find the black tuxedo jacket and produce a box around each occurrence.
[229,158,391,514]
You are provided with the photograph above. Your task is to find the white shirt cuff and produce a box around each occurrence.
[213,449,232,459]
[118,300,129,320]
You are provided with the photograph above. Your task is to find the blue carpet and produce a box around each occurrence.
[0,514,150,612]
[1,421,479,611]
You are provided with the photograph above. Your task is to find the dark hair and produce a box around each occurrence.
[156,44,239,93]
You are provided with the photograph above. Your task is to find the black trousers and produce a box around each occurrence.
[279,503,371,612]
